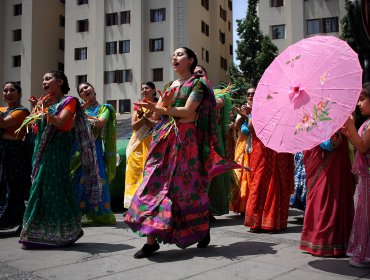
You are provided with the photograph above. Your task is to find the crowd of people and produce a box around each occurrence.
[0,47,369,268]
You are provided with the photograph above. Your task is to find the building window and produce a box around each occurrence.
[58,63,64,72]
[271,24,285,39]
[106,41,117,55]
[118,70,132,83]
[60,0,65,3]
[153,68,163,82]
[228,20,231,32]
[219,6,226,21]
[202,48,209,63]
[201,21,209,36]
[75,47,87,60]
[230,44,233,56]
[323,17,339,33]
[13,29,22,41]
[104,70,132,84]
[201,0,209,10]
[307,17,338,35]
[307,19,320,35]
[104,71,115,84]
[76,75,87,86]
[59,38,65,51]
[220,57,227,71]
[106,13,118,26]
[14,4,22,16]
[120,11,131,24]
[77,19,89,32]
[77,0,88,5]
[13,55,21,67]
[271,0,284,7]
[119,99,131,113]
[60,15,65,27]
[228,0,232,10]
[119,40,130,53]
[150,8,166,22]
[149,38,164,52]
[219,30,225,44]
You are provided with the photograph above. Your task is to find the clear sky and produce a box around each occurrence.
[233,0,248,65]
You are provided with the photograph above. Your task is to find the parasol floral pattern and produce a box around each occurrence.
[295,100,332,134]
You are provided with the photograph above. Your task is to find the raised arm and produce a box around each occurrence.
[341,116,370,154]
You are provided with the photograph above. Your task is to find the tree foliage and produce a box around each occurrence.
[231,0,278,87]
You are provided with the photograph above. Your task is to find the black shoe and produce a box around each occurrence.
[209,214,217,223]
[15,225,22,234]
[134,242,160,259]
[197,231,210,248]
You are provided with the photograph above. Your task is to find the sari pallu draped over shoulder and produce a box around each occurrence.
[74,103,116,225]
[125,76,242,248]
[300,134,356,257]
[34,96,102,204]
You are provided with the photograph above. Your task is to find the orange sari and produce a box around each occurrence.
[245,133,294,231]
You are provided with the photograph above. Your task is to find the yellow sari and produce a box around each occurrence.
[230,133,251,213]
[124,120,152,209]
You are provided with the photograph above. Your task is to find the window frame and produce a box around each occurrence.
[150,8,166,22]
[271,0,284,7]
[106,13,118,26]
[75,47,88,60]
[13,29,22,41]
[12,55,21,67]
[119,40,130,53]
[271,24,285,39]
[77,0,88,5]
[77,19,89,32]
[149,38,164,52]
[120,10,131,24]
[13,4,22,16]
[153,68,163,82]
[106,41,117,55]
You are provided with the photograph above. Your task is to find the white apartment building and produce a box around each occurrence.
[0,0,233,112]
[0,0,65,106]
[65,0,234,113]
[257,0,346,52]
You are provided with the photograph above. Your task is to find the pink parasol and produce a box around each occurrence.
[252,35,363,153]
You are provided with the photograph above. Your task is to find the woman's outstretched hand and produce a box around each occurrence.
[133,100,157,112]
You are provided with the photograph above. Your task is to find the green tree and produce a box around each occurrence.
[233,0,278,86]
[235,0,263,85]
[340,0,358,51]
[255,35,278,80]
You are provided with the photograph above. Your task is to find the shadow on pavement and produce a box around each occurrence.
[149,240,277,262]
[64,242,134,254]
[308,259,370,279]
[0,230,19,239]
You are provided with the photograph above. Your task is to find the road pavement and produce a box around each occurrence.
[0,210,369,280]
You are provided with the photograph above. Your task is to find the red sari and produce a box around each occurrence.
[300,135,356,256]
[244,133,294,231]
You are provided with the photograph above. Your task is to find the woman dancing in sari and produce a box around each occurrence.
[124,82,157,210]
[75,82,116,225]
[19,71,101,249]
[125,47,238,258]
[0,82,31,232]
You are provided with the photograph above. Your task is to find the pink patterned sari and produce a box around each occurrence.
[347,119,370,263]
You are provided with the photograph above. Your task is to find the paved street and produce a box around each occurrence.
[0,210,369,280]
[0,114,369,279]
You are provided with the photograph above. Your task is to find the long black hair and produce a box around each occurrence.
[50,70,70,95]
[181,47,198,74]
